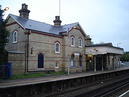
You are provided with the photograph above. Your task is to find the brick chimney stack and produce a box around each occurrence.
[19,3,30,19]
[53,16,62,26]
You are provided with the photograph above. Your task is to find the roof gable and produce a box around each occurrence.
[67,23,88,38]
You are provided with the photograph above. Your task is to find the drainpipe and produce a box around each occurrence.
[25,30,31,73]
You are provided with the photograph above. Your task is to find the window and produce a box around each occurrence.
[79,55,82,66]
[55,42,60,53]
[55,61,59,68]
[71,36,75,46]
[12,31,17,43]
[38,53,44,68]
[70,54,75,67]
[78,38,83,47]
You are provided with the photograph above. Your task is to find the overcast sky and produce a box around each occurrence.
[1,0,129,51]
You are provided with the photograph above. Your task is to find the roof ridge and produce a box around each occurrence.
[9,14,52,26]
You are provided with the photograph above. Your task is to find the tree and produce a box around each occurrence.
[0,6,9,65]
[120,52,129,62]
[0,22,9,49]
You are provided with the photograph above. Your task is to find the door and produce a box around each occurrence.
[38,53,44,68]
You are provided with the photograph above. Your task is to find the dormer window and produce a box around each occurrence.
[12,31,17,43]
[71,36,75,46]
[55,42,60,53]
[78,38,83,47]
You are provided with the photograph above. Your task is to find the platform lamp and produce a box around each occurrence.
[0,5,9,23]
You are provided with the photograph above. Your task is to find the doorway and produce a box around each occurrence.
[38,53,44,68]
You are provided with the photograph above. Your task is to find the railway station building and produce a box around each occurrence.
[5,4,124,74]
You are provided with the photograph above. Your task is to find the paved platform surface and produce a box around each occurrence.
[0,67,129,89]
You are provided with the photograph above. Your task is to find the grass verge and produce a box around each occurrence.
[10,71,66,80]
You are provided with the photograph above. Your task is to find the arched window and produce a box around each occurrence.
[55,42,60,53]
[78,38,83,47]
[38,53,44,68]
[71,36,75,46]
[12,31,17,43]
[70,54,75,67]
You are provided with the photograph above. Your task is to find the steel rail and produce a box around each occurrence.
[99,79,129,97]
[74,73,129,97]
[90,74,129,97]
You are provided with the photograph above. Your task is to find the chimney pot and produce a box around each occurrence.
[19,3,30,19]
[53,16,62,26]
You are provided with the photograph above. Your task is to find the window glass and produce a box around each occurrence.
[79,55,82,66]
[70,54,75,67]
[55,42,60,53]
[79,38,83,47]
[71,36,75,46]
[12,31,17,43]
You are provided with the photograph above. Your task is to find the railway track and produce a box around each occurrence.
[77,73,129,97]
[94,77,129,97]
[100,80,129,97]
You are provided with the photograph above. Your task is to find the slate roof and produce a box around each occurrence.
[8,14,79,35]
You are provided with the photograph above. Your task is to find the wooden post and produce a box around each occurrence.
[94,56,96,72]
[106,54,109,70]
[102,55,104,71]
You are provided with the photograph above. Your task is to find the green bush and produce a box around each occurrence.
[120,52,129,62]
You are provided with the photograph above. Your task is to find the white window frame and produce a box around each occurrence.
[78,38,83,47]
[71,36,75,47]
[12,31,18,43]
[55,42,60,53]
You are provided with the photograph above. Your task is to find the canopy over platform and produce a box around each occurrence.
[85,43,124,55]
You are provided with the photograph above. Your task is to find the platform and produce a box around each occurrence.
[0,67,129,89]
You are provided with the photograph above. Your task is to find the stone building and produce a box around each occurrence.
[5,4,123,74]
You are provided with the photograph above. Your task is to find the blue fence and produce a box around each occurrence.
[0,63,12,79]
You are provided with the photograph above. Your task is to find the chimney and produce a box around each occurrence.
[19,3,30,19]
[53,16,62,26]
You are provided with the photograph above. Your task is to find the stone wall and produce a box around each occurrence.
[28,32,63,71]
[8,53,25,74]
[63,28,87,72]
[6,17,26,52]
[6,17,26,74]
